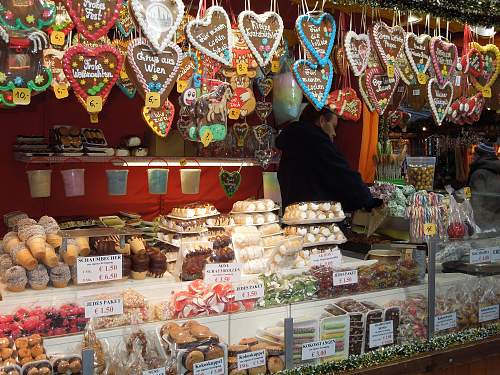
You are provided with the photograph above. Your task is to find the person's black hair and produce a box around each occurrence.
[300,103,335,125]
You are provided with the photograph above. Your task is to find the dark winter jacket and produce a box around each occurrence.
[276,121,379,211]
[469,156,500,231]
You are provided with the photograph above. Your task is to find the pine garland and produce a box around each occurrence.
[328,0,500,28]
[277,323,500,375]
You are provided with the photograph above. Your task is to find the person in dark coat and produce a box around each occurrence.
[468,142,500,231]
[276,104,382,212]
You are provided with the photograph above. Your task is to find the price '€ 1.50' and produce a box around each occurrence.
[76,255,123,284]
[85,297,123,318]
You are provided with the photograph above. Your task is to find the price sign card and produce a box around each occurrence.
[204,263,242,284]
[301,340,336,361]
[85,297,123,318]
[77,255,122,284]
[491,248,500,263]
[369,321,394,348]
[234,282,264,301]
[237,350,266,370]
[193,357,224,375]
[435,312,457,332]
[479,305,499,323]
[310,249,342,268]
[333,270,358,286]
[470,248,492,264]
[143,368,166,375]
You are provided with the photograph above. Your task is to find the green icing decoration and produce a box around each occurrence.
[0,2,56,31]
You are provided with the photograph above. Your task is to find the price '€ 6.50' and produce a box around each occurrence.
[76,255,122,284]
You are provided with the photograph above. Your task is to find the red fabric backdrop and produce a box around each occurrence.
[0,1,363,231]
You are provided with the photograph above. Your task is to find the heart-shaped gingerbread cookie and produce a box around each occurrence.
[404,33,431,80]
[237,10,283,67]
[126,37,181,104]
[365,65,400,115]
[371,21,405,69]
[142,99,175,137]
[292,59,334,110]
[66,0,123,41]
[219,169,241,198]
[62,44,123,105]
[186,6,233,66]
[462,48,484,78]
[468,42,500,97]
[233,122,249,147]
[430,37,458,85]
[295,11,336,67]
[344,31,371,76]
[131,0,184,52]
[427,78,453,126]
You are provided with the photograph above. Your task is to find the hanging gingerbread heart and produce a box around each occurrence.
[296,12,336,67]
[395,49,416,85]
[47,2,74,46]
[224,28,258,75]
[62,44,123,109]
[327,88,362,121]
[187,6,233,66]
[116,0,135,37]
[358,71,375,112]
[131,0,184,52]
[142,99,175,137]
[293,59,333,110]
[371,22,404,72]
[469,42,500,98]
[233,122,249,147]
[344,31,371,76]
[255,101,273,122]
[43,48,70,95]
[237,10,283,67]
[253,124,273,146]
[255,149,273,168]
[429,37,458,86]
[65,0,122,41]
[219,169,241,198]
[365,66,400,115]
[427,78,453,126]
[468,92,485,123]
[404,33,431,83]
[111,39,136,99]
[126,37,181,104]
[462,48,484,78]
[0,0,55,31]
[255,76,273,97]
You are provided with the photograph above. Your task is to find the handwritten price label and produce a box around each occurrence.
[271,60,280,73]
[85,297,123,318]
[86,96,102,113]
[201,130,213,147]
[333,270,358,286]
[193,357,224,375]
[143,368,166,375]
[387,63,395,78]
[237,350,266,370]
[76,255,122,284]
[177,80,188,93]
[13,88,31,105]
[482,87,492,98]
[423,223,437,236]
[310,249,342,268]
[204,263,242,284]
[301,340,336,361]
[237,62,249,75]
[146,92,161,108]
[50,30,65,46]
[479,305,499,323]
[417,73,428,85]
[234,282,264,301]
[369,320,394,348]
[229,108,241,119]
[435,312,457,332]
[470,248,492,264]
[54,84,69,99]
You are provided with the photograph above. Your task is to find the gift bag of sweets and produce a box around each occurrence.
[258,273,318,307]
[385,294,428,344]
[283,202,345,224]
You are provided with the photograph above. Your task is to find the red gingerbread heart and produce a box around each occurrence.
[66,0,123,41]
[365,66,400,115]
[63,44,123,106]
[430,37,458,85]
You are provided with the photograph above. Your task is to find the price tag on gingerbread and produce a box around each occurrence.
[177,80,188,93]
[387,63,395,78]
[234,282,264,301]
[193,357,224,375]
[424,223,436,236]
[13,88,31,105]
[464,187,472,199]
[51,31,66,46]
[201,130,213,147]
[85,297,123,318]
[369,321,394,348]
[301,340,336,360]
[54,84,69,99]
[204,263,242,284]
[86,96,103,113]
[237,62,248,75]
[435,312,457,332]
[237,350,266,370]
[482,87,492,98]
[417,72,428,85]
[229,108,241,119]
[146,92,161,109]
[333,270,358,286]
[77,255,122,284]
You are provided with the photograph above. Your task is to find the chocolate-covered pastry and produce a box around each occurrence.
[122,255,132,278]
[131,253,149,280]
[147,248,167,278]
[210,247,234,263]
[90,237,116,255]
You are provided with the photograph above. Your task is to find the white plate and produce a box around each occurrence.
[230,206,280,214]
[282,216,346,225]
[303,239,347,248]
[166,212,220,221]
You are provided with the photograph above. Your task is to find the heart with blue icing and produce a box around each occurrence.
[296,12,336,67]
[293,59,334,110]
